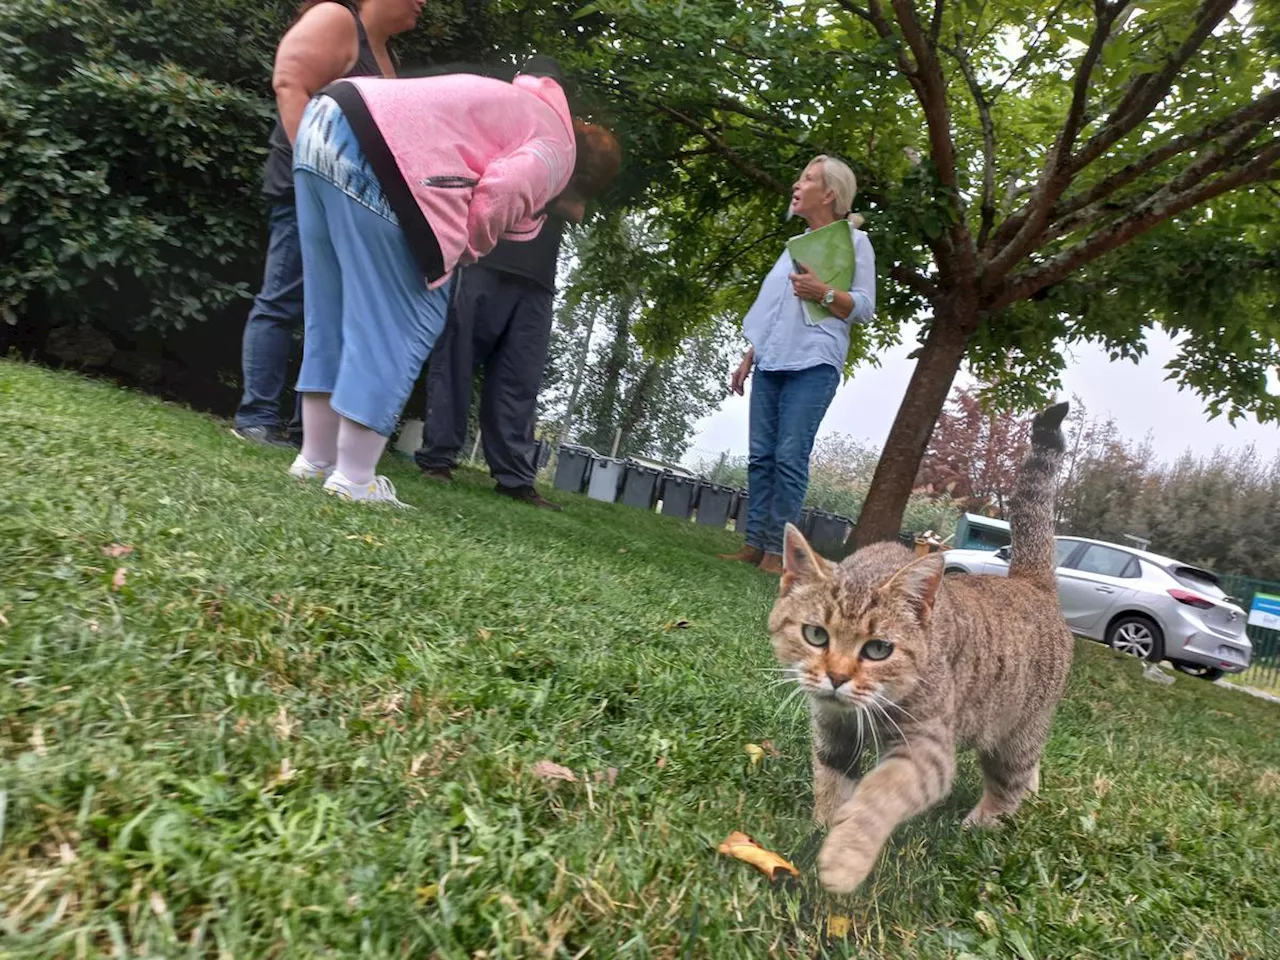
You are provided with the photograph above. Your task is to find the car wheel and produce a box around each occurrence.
[1171,662,1225,682]
[1106,615,1164,663]
[944,567,968,576]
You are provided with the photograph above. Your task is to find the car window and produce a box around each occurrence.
[1173,568,1229,600]
[1053,540,1078,568]
[1073,545,1139,578]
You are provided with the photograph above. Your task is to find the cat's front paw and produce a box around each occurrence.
[817,829,876,894]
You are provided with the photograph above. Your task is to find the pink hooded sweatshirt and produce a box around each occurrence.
[322,73,576,286]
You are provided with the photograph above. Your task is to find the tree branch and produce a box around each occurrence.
[987,141,1280,312]
[654,104,787,192]
[890,265,939,300]
[831,0,876,27]
[890,0,957,190]
[990,0,1072,100]
[1059,1,1134,162]
[983,0,1237,288]
[1049,88,1280,228]
[1064,0,1237,177]
[930,0,946,44]
[981,0,1133,280]
[943,40,997,247]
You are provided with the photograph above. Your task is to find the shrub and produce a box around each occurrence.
[0,0,283,335]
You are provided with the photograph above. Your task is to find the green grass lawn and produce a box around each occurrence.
[2,360,1279,960]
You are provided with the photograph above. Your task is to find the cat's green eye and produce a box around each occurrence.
[801,624,830,647]
[861,639,894,661]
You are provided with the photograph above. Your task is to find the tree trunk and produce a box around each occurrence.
[851,308,976,549]
[585,296,633,449]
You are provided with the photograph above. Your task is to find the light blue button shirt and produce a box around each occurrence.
[741,223,876,373]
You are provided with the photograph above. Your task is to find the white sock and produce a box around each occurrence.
[336,417,388,485]
[300,393,339,467]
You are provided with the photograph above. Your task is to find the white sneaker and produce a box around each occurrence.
[288,455,335,481]
[322,471,411,508]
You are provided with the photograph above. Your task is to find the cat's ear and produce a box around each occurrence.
[781,523,829,595]
[878,553,944,623]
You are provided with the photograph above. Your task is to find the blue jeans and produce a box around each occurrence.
[234,203,304,435]
[746,364,840,554]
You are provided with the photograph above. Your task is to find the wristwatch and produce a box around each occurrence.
[820,288,836,308]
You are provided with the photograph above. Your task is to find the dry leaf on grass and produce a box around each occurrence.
[533,760,577,783]
[592,767,619,786]
[760,739,781,757]
[101,544,134,559]
[744,743,765,767]
[827,913,851,938]
[716,831,799,881]
[110,568,128,591]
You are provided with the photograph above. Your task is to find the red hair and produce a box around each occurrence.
[571,120,621,200]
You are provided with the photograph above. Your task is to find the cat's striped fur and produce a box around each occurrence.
[769,402,1073,894]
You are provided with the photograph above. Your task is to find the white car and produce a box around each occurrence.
[944,537,1252,680]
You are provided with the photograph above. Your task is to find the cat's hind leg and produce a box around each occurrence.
[964,735,1046,827]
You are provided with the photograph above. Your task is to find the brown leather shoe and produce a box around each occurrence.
[419,466,454,484]
[757,552,785,575]
[718,544,764,564]
[495,484,563,511]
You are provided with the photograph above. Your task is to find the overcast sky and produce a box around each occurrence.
[687,324,1280,465]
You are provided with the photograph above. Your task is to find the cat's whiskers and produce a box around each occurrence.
[869,694,913,758]
[878,693,922,725]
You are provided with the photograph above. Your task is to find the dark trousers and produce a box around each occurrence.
[414,265,553,489]
[234,203,303,437]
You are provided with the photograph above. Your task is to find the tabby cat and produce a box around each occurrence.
[769,402,1074,893]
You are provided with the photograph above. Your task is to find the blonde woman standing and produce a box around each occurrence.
[720,156,876,573]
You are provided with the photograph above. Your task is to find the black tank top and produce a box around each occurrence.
[261,0,387,202]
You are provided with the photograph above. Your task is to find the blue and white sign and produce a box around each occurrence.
[1247,593,1280,630]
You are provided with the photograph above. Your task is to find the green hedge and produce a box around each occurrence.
[0,0,287,336]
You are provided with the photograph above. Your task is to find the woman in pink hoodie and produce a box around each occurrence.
[286,59,619,505]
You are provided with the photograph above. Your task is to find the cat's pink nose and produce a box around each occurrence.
[827,671,851,690]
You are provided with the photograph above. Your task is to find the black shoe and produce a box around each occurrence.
[232,425,298,450]
[419,465,454,484]
[495,484,563,511]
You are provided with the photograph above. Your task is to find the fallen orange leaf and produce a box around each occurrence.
[716,831,799,881]
[532,760,577,783]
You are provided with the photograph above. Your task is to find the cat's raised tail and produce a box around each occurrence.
[1006,401,1070,590]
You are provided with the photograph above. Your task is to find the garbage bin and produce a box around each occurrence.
[798,507,816,537]
[587,456,625,502]
[659,474,699,519]
[808,510,853,559]
[732,489,749,531]
[553,444,595,494]
[696,482,736,527]
[620,460,662,510]
[532,438,553,472]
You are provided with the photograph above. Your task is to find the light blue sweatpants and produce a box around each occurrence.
[293,100,451,437]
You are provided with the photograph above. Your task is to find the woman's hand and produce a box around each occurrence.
[788,262,829,303]
[731,349,754,396]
